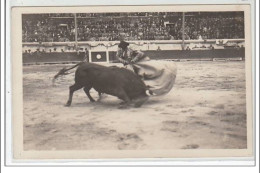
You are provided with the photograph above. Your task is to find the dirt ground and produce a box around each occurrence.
[23,61,247,150]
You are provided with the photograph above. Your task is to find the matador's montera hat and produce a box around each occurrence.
[118,41,130,49]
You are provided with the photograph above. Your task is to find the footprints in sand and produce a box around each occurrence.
[192,121,210,126]
[166,104,173,107]
[163,120,179,125]
[117,133,143,150]
[207,111,218,116]
[181,109,195,113]
[161,120,201,149]
[213,104,225,109]
[181,144,200,149]
[161,120,181,133]
[25,118,145,150]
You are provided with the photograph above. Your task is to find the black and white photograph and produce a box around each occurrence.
[11,5,253,159]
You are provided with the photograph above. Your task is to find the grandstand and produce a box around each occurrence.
[22,12,245,64]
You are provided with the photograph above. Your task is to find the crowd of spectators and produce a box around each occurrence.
[184,12,244,40]
[22,14,75,42]
[76,15,171,41]
[22,12,244,42]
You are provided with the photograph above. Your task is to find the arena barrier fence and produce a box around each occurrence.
[22,39,245,65]
[23,48,245,65]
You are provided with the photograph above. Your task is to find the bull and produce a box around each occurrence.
[53,62,149,108]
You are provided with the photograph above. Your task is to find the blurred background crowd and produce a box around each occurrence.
[22,12,244,42]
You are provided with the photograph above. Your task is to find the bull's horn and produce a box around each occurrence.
[146,89,155,96]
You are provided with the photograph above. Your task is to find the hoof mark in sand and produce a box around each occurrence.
[163,120,179,125]
[155,108,164,111]
[116,133,143,150]
[192,121,209,126]
[181,144,199,149]
[207,111,218,115]
[188,116,199,120]
[161,128,177,132]
[214,104,225,109]
[181,109,194,113]
[226,111,236,116]
[160,112,171,115]
[161,121,180,133]
[227,133,247,141]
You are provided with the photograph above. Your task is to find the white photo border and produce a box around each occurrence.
[4,0,258,166]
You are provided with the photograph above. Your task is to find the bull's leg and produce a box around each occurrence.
[93,88,103,101]
[65,83,83,106]
[97,92,104,102]
[117,89,131,109]
[98,92,102,97]
[83,86,95,102]
[133,95,149,108]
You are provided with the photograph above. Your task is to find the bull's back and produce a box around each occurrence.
[74,63,147,99]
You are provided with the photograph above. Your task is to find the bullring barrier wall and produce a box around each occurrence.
[23,49,245,64]
[22,39,245,64]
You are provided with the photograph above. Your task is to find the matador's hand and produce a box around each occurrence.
[130,58,137,63]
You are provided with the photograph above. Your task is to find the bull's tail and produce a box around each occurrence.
[52,62,84,85]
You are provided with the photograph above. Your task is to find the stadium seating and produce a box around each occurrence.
[22,12,244,42]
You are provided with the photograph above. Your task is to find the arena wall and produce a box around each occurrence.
[22,39,245,64]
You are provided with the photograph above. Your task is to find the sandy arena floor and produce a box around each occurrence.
[23,61,247,150]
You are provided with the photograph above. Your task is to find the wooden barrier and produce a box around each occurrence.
[23,48,245,64]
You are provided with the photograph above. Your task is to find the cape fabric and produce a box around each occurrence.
[127,60,177,96]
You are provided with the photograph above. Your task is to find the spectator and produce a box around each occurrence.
[22,12,245,42]
[186,46,191,50]
[209,44,214,50]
